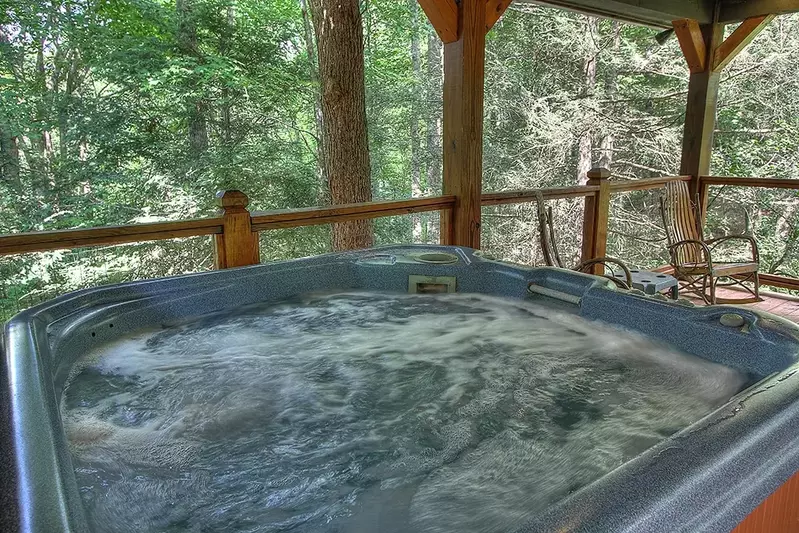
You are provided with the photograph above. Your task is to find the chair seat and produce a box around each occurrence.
[678,262,759,276]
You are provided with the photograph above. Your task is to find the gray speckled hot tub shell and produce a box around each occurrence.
[3,245,799,533]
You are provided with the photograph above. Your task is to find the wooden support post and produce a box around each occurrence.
[441,0,486,249]
[581,196,597,266]
[214,190,260,269]
[440,207,455,245]
[697,177,709,234]
[581,167,611,274]
[675,14,774,228]
[676,22,723,223]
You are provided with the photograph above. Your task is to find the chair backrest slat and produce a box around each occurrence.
[536,192,564,268]
[661,181,701,265]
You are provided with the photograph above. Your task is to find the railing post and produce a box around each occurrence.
[214,190,260,269]
[580,167,611,275]
[439,207,455,246]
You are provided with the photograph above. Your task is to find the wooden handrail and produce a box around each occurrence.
[609,175,692,192]
[0,217,224,255]
[700,176,799,189]
[251,195,456,231]
[755,273,799,292]
[480,185,599,206]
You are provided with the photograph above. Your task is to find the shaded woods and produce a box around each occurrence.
[1,1,799,316]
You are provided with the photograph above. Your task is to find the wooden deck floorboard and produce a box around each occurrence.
[679,286,799,323]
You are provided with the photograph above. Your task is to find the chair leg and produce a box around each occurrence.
[707,275,717,305]
[754,271,760,300]
[680,272,716,304]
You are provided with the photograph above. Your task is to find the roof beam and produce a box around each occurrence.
[719,0,799,23]
[673,19,708,73]
[713,15,775,71]
[418,0,459,43]
[486,0,513,32]
[516,0,714,28]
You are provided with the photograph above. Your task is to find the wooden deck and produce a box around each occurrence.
[681,286,799,323]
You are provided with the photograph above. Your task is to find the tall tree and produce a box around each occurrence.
[426,27,443,240]
[176,0,208,155]
[576,16,597,185]
[0,127,20,193]
[299,0,328,203]
[308,0,373,250]
[598,21,620,170]
[409,0,423,242]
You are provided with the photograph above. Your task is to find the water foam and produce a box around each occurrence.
[61,292,747,532]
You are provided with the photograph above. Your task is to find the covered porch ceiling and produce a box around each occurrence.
[518,0,799,28]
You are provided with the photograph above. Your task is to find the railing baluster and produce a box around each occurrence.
[214,190,260,269]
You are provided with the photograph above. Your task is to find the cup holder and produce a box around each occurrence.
[414,252,459,264]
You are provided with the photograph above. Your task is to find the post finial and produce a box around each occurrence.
[216,190,249,210]
[586,167,611,180]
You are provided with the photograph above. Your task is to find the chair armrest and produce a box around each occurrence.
[668,239,713,270]
[576,257,633,288]
[704,235,759,262]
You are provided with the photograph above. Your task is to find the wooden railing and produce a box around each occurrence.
[0,183,605,263]
[0,194,459,265]
[0,170,797,293]
[0,217,224,255]
[251,196,456,231]
[581,170,690,273]
[698,175,799,292]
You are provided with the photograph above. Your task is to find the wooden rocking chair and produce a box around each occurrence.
[535,192,632,289]
[660,181,760,304]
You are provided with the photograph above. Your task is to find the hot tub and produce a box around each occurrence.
[3,245,799,533]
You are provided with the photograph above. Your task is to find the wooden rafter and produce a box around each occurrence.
[486,0,513,32]
[672,18,707,73]
[418,0,459,43]
[713,14,775,72]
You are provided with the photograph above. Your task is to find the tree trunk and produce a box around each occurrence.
[176,0,208,155]
[300,0,328,204]
[220,3,235,147]
[576,16,597,185]
[0,127,21,193]
[426,28,443,241]
[33,39,54,199]
[410,0,423,242]
[308,0,373,251]
[598,21,620,170]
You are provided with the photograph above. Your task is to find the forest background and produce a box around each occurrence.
[1,0,798,318]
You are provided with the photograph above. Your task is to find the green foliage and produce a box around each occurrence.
[1,1,799,320]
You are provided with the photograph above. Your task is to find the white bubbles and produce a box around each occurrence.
[61,292,746,533]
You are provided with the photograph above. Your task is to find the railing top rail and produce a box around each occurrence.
[251,195,456,231]
[480,185,599,206]
[609,175,691,192]
[700,176,799,189]
[0,217,224,256]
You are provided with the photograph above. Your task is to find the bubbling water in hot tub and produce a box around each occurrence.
[61,292,747,533]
